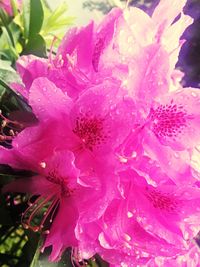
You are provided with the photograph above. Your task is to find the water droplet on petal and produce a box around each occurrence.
[174,152,179,158]
[40,161,46,168]
[124,233,131,241]
[121,262,128,267]
[127,211,133,218]
[131,151,137,158]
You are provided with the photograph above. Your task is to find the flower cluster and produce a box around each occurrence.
[1,0,200,266]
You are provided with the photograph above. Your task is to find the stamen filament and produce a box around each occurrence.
[22,193,56,231]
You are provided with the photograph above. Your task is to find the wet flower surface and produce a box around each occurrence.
[0,0,200,266]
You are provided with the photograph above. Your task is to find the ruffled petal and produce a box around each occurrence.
[152,0,187,30]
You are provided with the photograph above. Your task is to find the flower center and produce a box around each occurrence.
[22,170,74,233]
[46,170,72,197]
[145,188,178,212]
[149,101,193,139]
[73,115,108,151]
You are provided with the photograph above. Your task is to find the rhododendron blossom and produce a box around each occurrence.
[1,0,200,266]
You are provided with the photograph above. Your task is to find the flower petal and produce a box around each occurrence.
[149,88,200,150]
[29,78,72,121]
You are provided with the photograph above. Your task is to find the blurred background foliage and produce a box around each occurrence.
[0,0,74,62]
[0,0,200,266]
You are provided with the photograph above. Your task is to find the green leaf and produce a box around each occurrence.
[0,21,21,62]
[40,1,74,47]
[21,231,40,267]
[30,247,74,267]
[23,33,46,57]
[29,0,44,38]
[0,59,21,84]
[22,0,44,39]
[29,245,40,267]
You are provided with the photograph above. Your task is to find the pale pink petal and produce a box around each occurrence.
[120,169,200,245]
[127,44,170,103]
[162,14,193,53]
[121,7,155,47]
[152,0,187,30]
[92,8,122,72]
[143,129,196,185]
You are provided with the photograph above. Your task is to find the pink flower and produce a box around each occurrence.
[0,76,133,260]
[27,77,135,168]
[116,2,197,173]
[0,0,13,16]
[96,200,181,266]
[118,168,200,246]
[75,165,198,266]
[3,150,79,260]
[12,0,193,102]
[1,0,200,265]
[115,0,192,72]
[119,88,200,186]
[12,8,123,99]
[2,145,118,261]
[1,75,133,181]
[0,0,21,16]
[138,87,200,180]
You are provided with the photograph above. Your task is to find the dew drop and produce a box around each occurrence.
[191,92,197,97]
[127,211,133,218]
[40,161,46,168]
[124,233,131,241]
[99,232,110,249]
[131,151,137,158]
[121,262,128,267]
[174,152,179,158]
